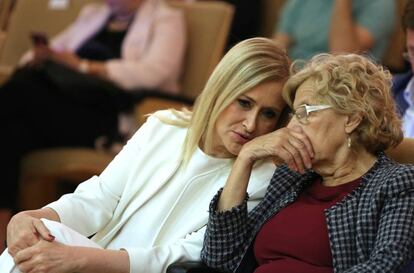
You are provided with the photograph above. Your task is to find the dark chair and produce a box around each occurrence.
[167,262,221,273]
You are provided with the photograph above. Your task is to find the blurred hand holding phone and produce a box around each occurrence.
[28,31,81,70]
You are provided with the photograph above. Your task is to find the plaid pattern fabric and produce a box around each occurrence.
[201,153,414,273]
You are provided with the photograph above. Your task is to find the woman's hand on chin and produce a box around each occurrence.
[220,127,314,211]
[240,127,314,174]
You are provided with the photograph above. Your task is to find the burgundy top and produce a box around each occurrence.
[253,177,362,273]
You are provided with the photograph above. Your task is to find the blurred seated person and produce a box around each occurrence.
[0,0,185,252]
[274,0,395,61]
[202,53,414,273]
[393,0,414,138]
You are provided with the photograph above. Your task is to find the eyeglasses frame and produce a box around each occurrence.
[291,104,332,124]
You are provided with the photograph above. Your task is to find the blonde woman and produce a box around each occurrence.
[202,54,414,273]
[1,38,292,273]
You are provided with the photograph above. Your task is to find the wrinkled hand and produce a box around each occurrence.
[50,50,81,70]
[7,213,54,257]
[240,126,314,173]
[14,240,76,273]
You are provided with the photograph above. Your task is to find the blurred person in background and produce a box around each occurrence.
[393,0,414,138]
[0,0,186,253]
[274,0,395,62]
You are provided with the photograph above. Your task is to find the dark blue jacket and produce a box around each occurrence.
[392,71,412,116]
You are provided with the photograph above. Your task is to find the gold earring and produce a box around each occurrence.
[347,136,352,148]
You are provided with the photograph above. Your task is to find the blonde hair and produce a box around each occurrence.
[160,38,290,165]
[283,53,403,153]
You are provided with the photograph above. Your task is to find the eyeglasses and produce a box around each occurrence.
[290,104,332,124]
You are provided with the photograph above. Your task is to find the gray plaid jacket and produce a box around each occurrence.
[201,153,414,273]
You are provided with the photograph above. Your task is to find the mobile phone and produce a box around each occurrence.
[30,32,49,46]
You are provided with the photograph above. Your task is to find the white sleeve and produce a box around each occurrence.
[45,114,163,236]
[122,168,271,273]
[124,226,206,273]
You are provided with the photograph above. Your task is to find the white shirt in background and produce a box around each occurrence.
[402,78,414,138]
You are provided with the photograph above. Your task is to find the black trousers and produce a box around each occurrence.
[0,62,132,210]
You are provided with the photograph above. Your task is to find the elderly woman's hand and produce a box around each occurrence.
[7,212,54,257]
[240,126,314,174]
[218,126,314,211]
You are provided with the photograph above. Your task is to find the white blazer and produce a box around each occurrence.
[22,0,186,93]
[46,110,276,273]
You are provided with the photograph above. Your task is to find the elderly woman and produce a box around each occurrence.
[0,38,290,273]
[202,53,414,273]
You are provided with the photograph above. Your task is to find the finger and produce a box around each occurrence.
[10,218,45,255]
[289,126,315,158]
[33,219,54,241]
[8,232,38,257]
[14,246,33,265]
[15,257,35,273]
[288,136,312,169]
[268,128,300,171]
[273,145,299,172]
[16,261,31,273]
[271,156,284,166]
[283,141,306,173]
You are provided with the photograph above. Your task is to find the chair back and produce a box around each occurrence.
[259,0,286,37]
[0,0,13,31]
[169,0,234,99]
[0,0,101,67]
[0,0,13,53]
